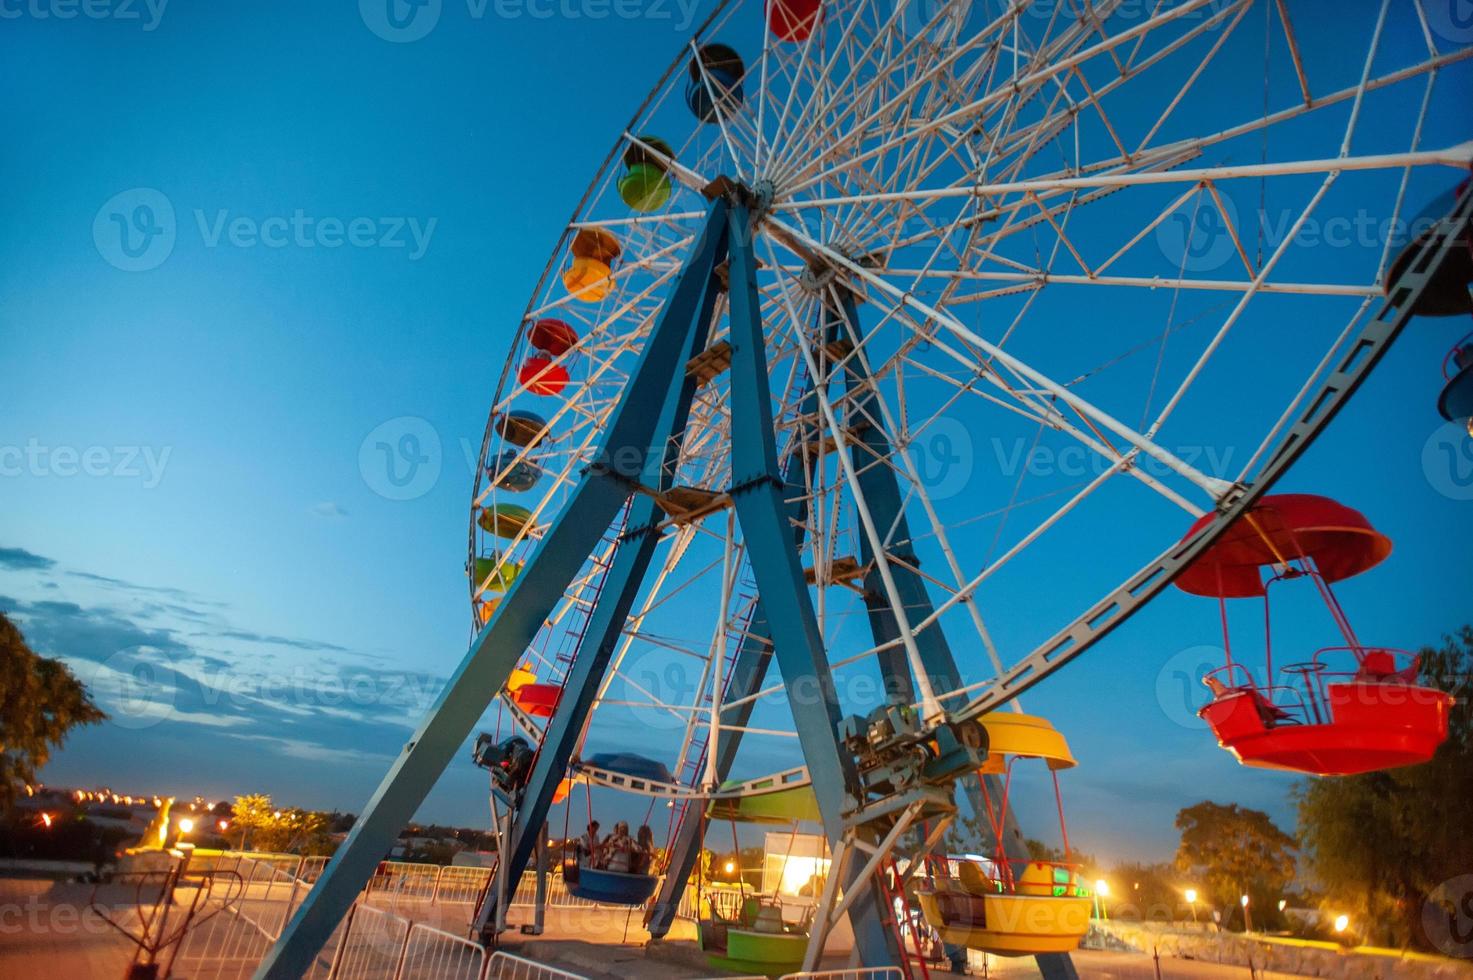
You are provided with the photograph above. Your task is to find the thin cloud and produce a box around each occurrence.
[0,546,56,572]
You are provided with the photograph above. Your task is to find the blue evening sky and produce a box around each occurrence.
[1,1,1469,863]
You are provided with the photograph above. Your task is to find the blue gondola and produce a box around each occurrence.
[565,864,659,905]
[1384,179,1471,317]
[495,410,548,448]
[686,45,745,123]
[581,752,674,784]
[487,449,543,492]
[1440,344,1473,431]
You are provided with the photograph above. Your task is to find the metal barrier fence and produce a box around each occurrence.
[167,851,720,979]
[330,903,412,980]
[433,866,494,904]
[783,966,907,972]
[399,923,488,980]
[484,952,588,979]
[370,861,443,902]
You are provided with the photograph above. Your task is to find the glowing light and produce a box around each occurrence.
[1241,894,1250,907]
[1095,880,1110,898]
[1184,889,1198,904]
[1334,914,1349,933]
[1278,899,1287,912]
[777,855,831,896]
[723,861,736,875]
[40,813,53,828]
[218,820,230,832]
[178,818,195,834]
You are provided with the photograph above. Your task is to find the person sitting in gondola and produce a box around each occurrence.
[633,824,655,875]
[1354,649,1419,684]
[602,820,636,873]
[579,821,601,865]
[1203,674,1292,727]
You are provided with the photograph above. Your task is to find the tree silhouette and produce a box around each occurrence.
[1296,626,1473,948]
[0,612,106,810]
[1174,800,1295,926]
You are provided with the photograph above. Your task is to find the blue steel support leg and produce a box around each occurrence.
[724,204,900,970]
[831,295,1078,980]
[471,204,732,941]
[646,438,819,938]
[255,202,731,980]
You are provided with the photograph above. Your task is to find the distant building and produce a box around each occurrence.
[451,850,497,869]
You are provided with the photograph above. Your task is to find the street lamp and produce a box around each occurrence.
[1094,880,1110,921]
[1184,888,1198,922]
[1334,914,1349,934]
[178,818,195,836]
[1241,894,1252,933]
[1278,899,1287,912]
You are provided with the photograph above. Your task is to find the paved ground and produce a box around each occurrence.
[0,876,1341,979]
[0,877,145,978]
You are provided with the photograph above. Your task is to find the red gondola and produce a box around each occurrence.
[518,356,571,396]
[511,682,562,718]
[1177,493,1454,776]
[768,0,821,41]
[529,318,580,357]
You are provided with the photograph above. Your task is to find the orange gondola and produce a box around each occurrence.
[562,228,622,303]
[1177,493,1453,776]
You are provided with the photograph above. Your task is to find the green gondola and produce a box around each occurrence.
[697,783,818,977]
[698,900,808,978]
[477,503,536,539]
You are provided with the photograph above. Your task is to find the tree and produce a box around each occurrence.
[0,613,106,810]
[230,793,275,850]
[1175,801,1295,927]
[1296,627,1473,949]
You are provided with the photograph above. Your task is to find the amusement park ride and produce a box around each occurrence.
[256,2,1473,977]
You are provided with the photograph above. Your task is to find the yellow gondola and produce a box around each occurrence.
[562,227,622,303]
[917,713,1092,957]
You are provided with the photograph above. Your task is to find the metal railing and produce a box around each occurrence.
[484,952,588,979]
[168,851,711,979]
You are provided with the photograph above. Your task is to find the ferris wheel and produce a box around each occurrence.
[258,2,1472,976]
